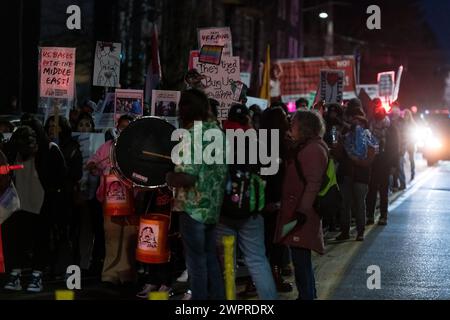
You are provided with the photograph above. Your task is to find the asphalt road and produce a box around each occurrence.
[332,161,450,300]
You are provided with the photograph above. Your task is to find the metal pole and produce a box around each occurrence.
[324,1,334,56]
[18,0,24,113]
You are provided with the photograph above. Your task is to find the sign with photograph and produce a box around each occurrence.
[151,90,181,128]
[319,70,345,104]
[93,41,121,88]
[114,89,144,125]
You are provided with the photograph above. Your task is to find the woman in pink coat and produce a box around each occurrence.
[275,110,328,300]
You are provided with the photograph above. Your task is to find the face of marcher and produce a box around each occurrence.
[290,117,302,142]
[47,119,61,140]
[117,120,130,133]
[77,119,94,133]
[17,135,38,161]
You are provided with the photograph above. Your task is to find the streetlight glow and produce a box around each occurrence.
[319,12,329,19]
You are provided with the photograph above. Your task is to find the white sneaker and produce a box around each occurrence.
[182,289,192,300]
[176,269,188,283]
[4,270,22,291]
[136,284,159,299]
[27,271,43,293]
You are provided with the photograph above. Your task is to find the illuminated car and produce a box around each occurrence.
[421,112,450,166]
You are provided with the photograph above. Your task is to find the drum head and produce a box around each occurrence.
[114,117,177,189]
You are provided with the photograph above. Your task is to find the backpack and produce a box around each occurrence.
[293,143,342,219]
[221,163,266,220]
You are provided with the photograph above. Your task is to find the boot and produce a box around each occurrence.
[272,265,293,293]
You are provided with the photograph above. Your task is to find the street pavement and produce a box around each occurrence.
[332,160,450,299]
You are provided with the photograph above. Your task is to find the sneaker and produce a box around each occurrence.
[176,269,188,283]
[378,218,388,226]
[182,289,192,300]
[335,233,350,242]
[136,284,159,299]
[4,270,22,291]
[27,271,43,293]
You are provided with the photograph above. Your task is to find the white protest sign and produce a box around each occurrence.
[151,90,181,128]
[194,56,241,120]
[246,97,269,110]
[240,72,251,88]
[198,27,233,57]
[93,42,121,88]
[377,71,395,99]
[94,93,116,129]
[39,47,76,99]
[320,70,345,104]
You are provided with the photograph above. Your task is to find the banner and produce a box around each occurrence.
[39,47,76,99]
[193,56,241,120]
[151,90,181,128]
[93,41,121,88]
[114,89,144,125]
[319,70,344,104]
[277,55,357,102]
[378,71,395,99]
[198,27,233,57]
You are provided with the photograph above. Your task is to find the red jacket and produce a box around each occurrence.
[275,137,328,255]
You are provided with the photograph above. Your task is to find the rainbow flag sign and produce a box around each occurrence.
[199,45,224,65]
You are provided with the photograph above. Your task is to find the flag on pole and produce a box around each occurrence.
[145,24,162,104]
[259,45,271,102]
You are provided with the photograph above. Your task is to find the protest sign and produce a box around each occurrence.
[39,47,76,99]
[393,66,404,102]
[93,41,121,88]
[151,90,181,128]
[188,50,200,71]
[193,56,241,120]
[198,27,233,57]
[357,84,379,100]
[240,72,251,88]
[246,97,269,110]
[94,93,115,129]
[277,56,357,103]
[319,70,345,104]
[378,71,395,99]
[115,89,144,124]
[199,45,224,65]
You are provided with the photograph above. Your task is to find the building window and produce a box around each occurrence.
[278,0,287,20]
[289,37,299,58]
[290,0,299,26]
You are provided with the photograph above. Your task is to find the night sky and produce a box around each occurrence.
[420,0,450,61]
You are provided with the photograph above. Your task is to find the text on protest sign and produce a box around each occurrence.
[194,56,241,121]
[39,47,76,99]
[198,27,233,57]
[377,71,395,99]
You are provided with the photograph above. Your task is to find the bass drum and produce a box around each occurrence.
[112,117,177,189]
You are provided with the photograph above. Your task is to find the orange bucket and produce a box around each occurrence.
[103,174,134,217]
[136,214,170,264]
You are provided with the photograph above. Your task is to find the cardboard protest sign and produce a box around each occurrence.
[94,93,116,129]
[277,56,357,103]
[188,50,200,71]
[93,41,121,88]
[114,89,144,125]
[198,27,233,57]
[193,56,241,120]
[199,45,224,65]
[246,97,269,110]
[319,70,345,104]
[39,47,76,99]
[378,71,395,99]
[151,90,181,128]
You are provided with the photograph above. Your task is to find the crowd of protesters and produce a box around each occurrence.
[0,88,418,301]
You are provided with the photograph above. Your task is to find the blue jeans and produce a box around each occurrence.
[291,247,317,300]
[216,215,278,300]
[179,213,225,300]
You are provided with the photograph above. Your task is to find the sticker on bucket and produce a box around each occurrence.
[105,176,127,204]
[138,223,159,251]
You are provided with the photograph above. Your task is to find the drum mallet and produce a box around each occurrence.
[142,151,173,161]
